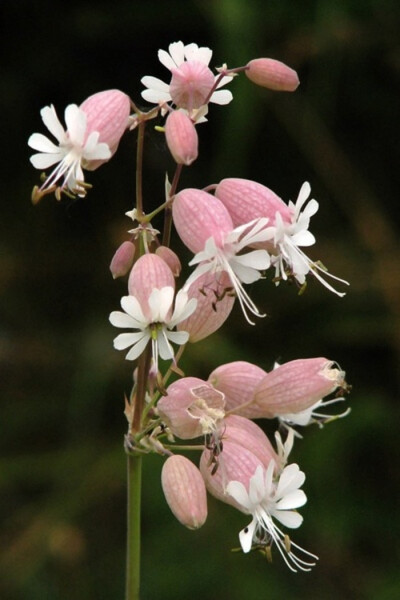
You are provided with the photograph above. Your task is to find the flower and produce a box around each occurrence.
[109,287,197,370]
[226,462,318,572]
[28,90,130,201]
[270,182,349,295]
[141,41,233,116]
[172,188,271,324]
[215,178,349,295]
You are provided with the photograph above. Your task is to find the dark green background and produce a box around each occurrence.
[1,1,399,598]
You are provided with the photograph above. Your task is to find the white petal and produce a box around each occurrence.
[238,518,257,553]
[167,41,185,66]
[210,90,233,105]
[109,311,142,329]
[141,89,172,104]
[121,296,147,323]
[291,230,315,247]
[275,489,307,511]
[166,330,189,345]
[149,287,174,322]
[276,464,305,499]
[125,334,150,360]
[301,198,319,219]
[169,291,197,326]
[141,76,171,92]
[28,133,62,154]
[113,331,145,350]
[226,480,250,509]
[40,105,66,142]
[294,182,311,215]
[234,250,270,271]
[184,43,212,65]
[248,466,267,505]
[157,330,174,360]
[29,152,65,170]
[230,261,261,284]
[273,509,303,529]
[64,105,86,145]
[216,75,234,88]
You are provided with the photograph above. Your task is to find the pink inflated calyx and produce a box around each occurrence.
[223,415,278,468]
[169,61,215,112]
[162,455,207,529]
[246,58,300,92]
[253,358,346,418]
[173,188,234,253]
[158,377,225,439]
[200,440,266,512]
[178,271,235,342]
[165,110,198,166]
[208,360,267,418]
[80,89,131,170]
[215,178,291,228]
[128,253,175,319]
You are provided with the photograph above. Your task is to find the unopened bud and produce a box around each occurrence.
[109,241,135,279]
[162,455,207,529]
[155,246,182,277]
[246,58,300,92]
[165,110,198,166]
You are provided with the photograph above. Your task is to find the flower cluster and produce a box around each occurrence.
[29,40,351,575]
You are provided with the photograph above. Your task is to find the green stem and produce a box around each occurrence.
[135,122,146,218]
[125,453,142,600]
[162,164,182,247]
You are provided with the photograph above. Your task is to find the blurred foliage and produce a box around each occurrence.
[1,0,399,598]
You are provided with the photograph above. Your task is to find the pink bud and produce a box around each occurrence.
[165,111,198,166]
[155,246,182,277]
[223,415,278,468]
[128,253,175,319]
[253,358,346,418]
[178,271,235,342]
[246,58,300,92]
[200,440,264,512]
[80,90,131,170]
[208,361,267,418]
[158,377,225,439]
[162,455,207,529]
[109,240,135,279]
[215,178,291,228]
[173,189,233,253]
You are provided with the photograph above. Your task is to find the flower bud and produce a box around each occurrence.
[246,58,299,92]
[127,253,175,318]
[173,188,233,253]
[158,377,225,439]
[162,455,207,529]
[200,440,264,512]
[155,246,182,277]
[109,241,135,279]
[165,111,198,166]
[80,89,131,170]
[178,271,235,342]
[208,361,267,418]
[253,358,346,418]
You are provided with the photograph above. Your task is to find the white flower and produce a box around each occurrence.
[184,218,272,325]
[141,41,233,115]
[109,287,197,370]
[226,462,318,572]
[271,182,349,296]
[28,104,111,197]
